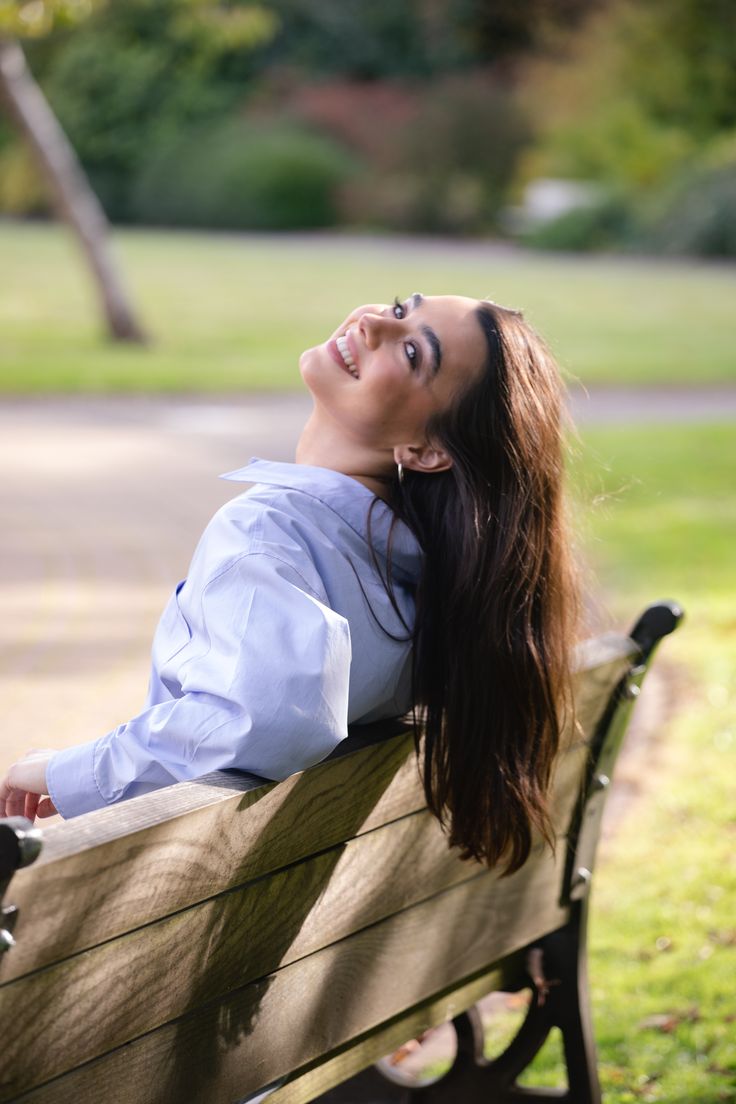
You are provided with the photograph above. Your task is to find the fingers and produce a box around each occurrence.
[0,750,57,822]
[9,785,28,819]
[0,782,57,823]
[24,791,41,822]
[0,777,25,819]
[0,782,29,820]
[6,754,51,798]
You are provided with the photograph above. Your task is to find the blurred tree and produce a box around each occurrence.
[1,0,276,340]
[453,0,600,63]
[39,0,278,219]
[0,0,147,342]
[253,0,594,79]
[521,0,736,192]
[2,0,604,240]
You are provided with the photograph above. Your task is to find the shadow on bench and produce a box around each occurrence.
[0,601,682,1104]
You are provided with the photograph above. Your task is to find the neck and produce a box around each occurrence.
[296,409,394,501]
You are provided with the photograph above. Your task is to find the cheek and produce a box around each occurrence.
[301,345,439,443]
[360,382,437,441]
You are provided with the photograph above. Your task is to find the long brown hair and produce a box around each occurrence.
[394,302,578,874]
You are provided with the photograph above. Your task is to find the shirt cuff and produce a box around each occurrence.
[46,739,107,819]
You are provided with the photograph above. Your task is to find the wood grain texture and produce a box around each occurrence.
[269,962,517,1104]
[0,717,589,1099]
[574,632,637,673]
[572,647,633,742]
[0,726,421,982]
[0,647,631,986]
[9,853,568,1104]
[0,810,476,1094]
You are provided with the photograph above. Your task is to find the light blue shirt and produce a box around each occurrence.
[47,459,422,819]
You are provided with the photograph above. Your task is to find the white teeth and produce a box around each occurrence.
[336,334,359,377]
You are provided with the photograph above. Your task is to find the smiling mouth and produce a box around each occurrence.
[336,333,359,378]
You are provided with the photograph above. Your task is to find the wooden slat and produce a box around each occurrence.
[574,631,637,674]
[572,638,634,740]
[550,739,589,831]
[269,962,517,1104]
[9,852,568,1104]
[0,727,421,982]
[21,719,413,865]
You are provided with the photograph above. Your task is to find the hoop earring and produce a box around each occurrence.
[397,461,404,484]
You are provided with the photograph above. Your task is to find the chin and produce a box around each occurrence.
[299,344,315,374]
[299,344,325,394]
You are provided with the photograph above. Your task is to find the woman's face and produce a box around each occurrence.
[300,294,487,453]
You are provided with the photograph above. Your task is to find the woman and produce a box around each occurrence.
[0,293,577,873]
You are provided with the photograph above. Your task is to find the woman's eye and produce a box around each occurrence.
[392,297,406,320]
[404,341,417,367]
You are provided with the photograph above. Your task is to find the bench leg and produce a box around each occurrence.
[463,899,601,1103]
[321,899,601,1104]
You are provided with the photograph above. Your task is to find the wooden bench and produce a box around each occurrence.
[0,601,682,1104]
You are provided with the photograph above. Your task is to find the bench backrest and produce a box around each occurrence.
[0,604,680,1104]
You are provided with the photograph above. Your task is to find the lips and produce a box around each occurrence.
[327,328,359,378]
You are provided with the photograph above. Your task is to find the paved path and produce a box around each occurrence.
[1,388,733,778]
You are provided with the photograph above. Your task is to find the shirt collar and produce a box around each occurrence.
[221,458,422,583]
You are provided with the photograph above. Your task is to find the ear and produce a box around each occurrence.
[393,443,453,475]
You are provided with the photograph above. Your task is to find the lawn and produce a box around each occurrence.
[1,219,735,391]
[517,422,736,1102]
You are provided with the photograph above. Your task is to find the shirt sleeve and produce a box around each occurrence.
[46,553,352,818]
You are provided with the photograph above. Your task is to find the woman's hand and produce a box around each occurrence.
[0,749,58,822]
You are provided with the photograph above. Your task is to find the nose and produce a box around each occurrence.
[358,310,398,350]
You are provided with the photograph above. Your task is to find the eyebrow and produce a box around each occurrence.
[409,292,442,377]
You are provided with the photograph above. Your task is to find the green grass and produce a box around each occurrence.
[522,423,736,1101]
[1,220,735,391]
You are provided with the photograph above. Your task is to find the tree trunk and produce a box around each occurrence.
[0,35,148,344]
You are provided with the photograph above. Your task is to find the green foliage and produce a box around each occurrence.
[41,29,224,218]
[23,0,277,219]
[132,118,353,230]
[523,137,736,257]
[336,76,531,234]
[522,194,636,252]
[526,0,736,195]
[0,141,47,213]
[643,154,736,258]
[398,77,530,234]
[610,0,736,139]
[254,0,592,80]
[0,0,99,37]
[0,0,592,228]
[547,99,696,194]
